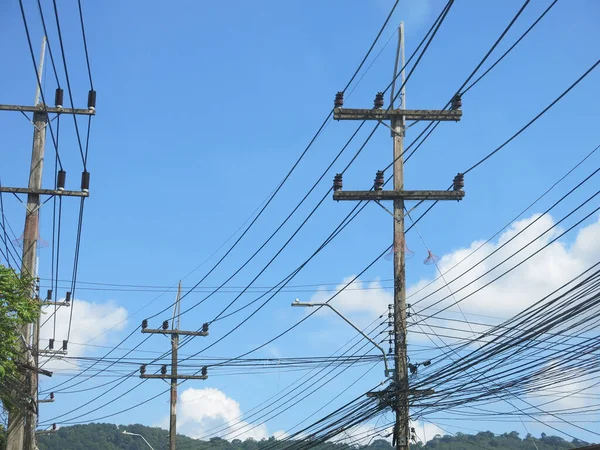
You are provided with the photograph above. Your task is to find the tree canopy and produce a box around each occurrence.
[0,264,39,412]
[32,423,595,450]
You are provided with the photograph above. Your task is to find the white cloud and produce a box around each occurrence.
[334,422,392,446]
[525,361,600,413]
[39,299,128,371]
[272,430,288,440]
[309,277,392,321]
[305,214,600,347]
[334,420,444,446]
[408,214,600,326]
[176,387,270,441]
[412,420,445,443]
[307,214,600,333]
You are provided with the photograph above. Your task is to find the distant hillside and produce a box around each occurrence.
[33,423,592,450]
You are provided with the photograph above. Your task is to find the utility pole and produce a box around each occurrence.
[140,283,210,450]
[2,37,96,450]
[170,282,181,450]
[331,24,464,450]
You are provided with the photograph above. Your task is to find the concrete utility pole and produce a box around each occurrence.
[2,37,96,450]
[140,283,209,450]
[331,24,464,450]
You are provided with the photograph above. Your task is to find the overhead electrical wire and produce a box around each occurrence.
[38,2,422,400]
[38,0,408,406]
[39,0,596,432]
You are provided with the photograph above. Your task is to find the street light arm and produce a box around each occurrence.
[122,431,156,450]
[292,301,391,377]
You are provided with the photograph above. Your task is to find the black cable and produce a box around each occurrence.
[17,0,64,170]
[35,0,61,87]
[66,198,85,341]
[40,0,421,400]
[38,0,576,424]
[51,0,86,168]
[77,0,94,90]
[463,58,599,175]
[461,0,559,95]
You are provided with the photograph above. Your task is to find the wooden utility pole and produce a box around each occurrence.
[331,24,464,450]
[392,23,409,450]
[170,282,182,450]
[2,38,96,450]
[140,284,209,450]
[8,38,48,450]
[9,98,48,450]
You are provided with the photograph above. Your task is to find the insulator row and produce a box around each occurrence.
[50,339,68,350]
[48,339,69,352]
[333,91,388,110]
[55,170,91,192]
[54,88,96,110]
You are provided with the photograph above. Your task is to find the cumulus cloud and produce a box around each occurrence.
[309,277,392,321]
[176,387,270,441]
[272,430,289,440]
[39,299,128,371]
[309,214,600,342]
[412,420,445,443]
[333,420,444,445]
[525,360,600,413]
[406,214,600,347]
[333,422,392,446]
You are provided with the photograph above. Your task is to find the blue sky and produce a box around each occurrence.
[1,0,600,444]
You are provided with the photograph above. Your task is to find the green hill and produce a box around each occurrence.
[31,423,592,450]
